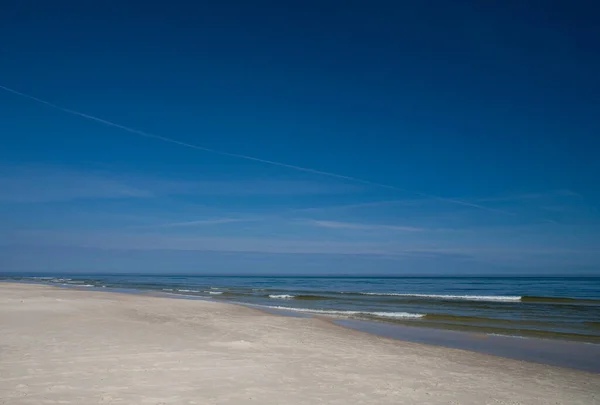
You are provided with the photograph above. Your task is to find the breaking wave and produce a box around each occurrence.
[262,305,424,319]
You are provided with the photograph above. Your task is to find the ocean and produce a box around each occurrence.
[3,275,600,343]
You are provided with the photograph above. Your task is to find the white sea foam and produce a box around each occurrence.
[162,288,174,291]
[488,333,530,339]
[357,293,521,302]
[269,294,295,299]
[206,291,223,295]
[369,312,425,319]
[177,289,199,293]
[262,305,424,318]
[263,306,360,315]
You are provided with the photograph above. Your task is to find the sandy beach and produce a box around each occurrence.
[0,283,598,404]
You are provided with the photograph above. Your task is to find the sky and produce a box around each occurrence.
[1,1,599,275]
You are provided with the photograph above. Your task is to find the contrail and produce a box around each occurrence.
[0,84,512,215]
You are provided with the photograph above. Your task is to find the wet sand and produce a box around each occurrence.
[1,283,598,404]
[333,318,600,373]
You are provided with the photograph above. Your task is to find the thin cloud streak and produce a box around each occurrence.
[11,230,391,255]
[309,220,425,232]
[1,84,512,216]
[292,199,419,213]
[0,166,152,202]
[476,190,581,203]
[133,218,258,229]
[0,165,359,204]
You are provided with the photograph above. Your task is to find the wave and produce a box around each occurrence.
[267,294,330,300]
[206,291,223,295]
[48,278,72,283]
[487,333,531,339]
[261,305,424,319]
[177,289,200,293]
[369,312,426,319]
[521,295,600,304]
[343,292,600,305]
[355,293,522,302]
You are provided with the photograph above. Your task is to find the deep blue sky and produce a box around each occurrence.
[1,1,599,274]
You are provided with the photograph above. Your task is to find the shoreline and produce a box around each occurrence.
[6,280,600,373]
[3,274,599,345]
[1,282,599,404]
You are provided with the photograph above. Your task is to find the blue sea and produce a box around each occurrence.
[3,275,600,343]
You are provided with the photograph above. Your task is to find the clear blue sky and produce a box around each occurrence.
[1,1,599,275]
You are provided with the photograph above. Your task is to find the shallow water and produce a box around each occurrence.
[333,319,600,373]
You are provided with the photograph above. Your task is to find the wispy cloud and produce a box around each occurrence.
[308,220,425,232]
[0,165,363,204]
[141,178,361,196]
[0,166,152,203]
[133,217,258,229]
[476,190,581,203]
[541,205,575,213]
[8,230,391,255]
[292,199,422,213]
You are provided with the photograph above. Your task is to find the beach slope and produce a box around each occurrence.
[0,283,598,404]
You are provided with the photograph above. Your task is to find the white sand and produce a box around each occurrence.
[0,283,598,404]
